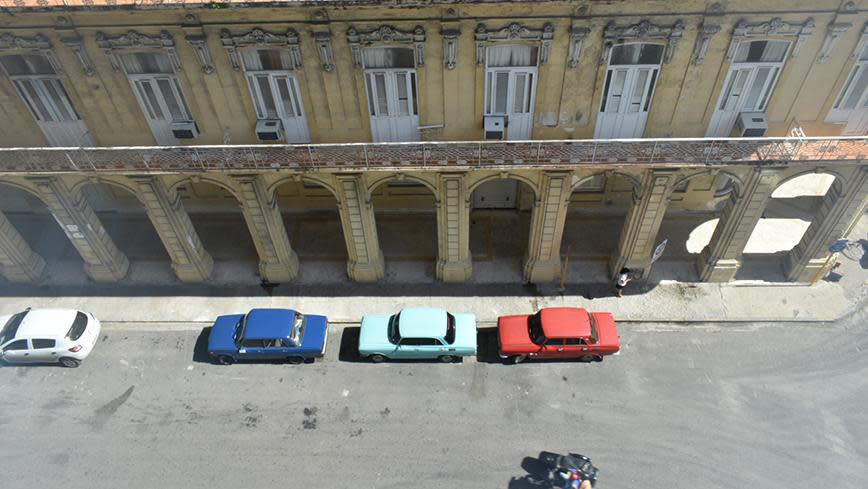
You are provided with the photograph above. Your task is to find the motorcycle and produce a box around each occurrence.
[540,451,599,488]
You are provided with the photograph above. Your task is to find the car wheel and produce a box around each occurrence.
[287,356,304,365]
[217,355,234,365]
[594,355,604,362]
[59,357,80,368]
[369,354,386,363]
[579,355,596,363]
[438,355,455,363]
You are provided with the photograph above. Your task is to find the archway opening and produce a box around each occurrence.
[371,178,437,282]
[79,181,172,281]
[735,173,837,280]
[273,179,347,283]
[469,178,534,282]
[176,180,259,283]
[0,184,82,284]
[650,172,735,282]
[560,173,635,283]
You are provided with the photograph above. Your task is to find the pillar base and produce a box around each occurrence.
[608,254,649,280]
[0,254,46,283]
[84,256,130,282]
[523,257,562,283]
[785,255,831,283]
[697,254,741,283]
[348,252,385,282]
[172,253,214,283]
[436,257,472,282]
[259,252,299,283]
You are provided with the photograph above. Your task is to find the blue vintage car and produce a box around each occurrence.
[358,307,477,363]
[207,308,328,365]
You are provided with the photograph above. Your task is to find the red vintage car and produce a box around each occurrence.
[497,307,620,363]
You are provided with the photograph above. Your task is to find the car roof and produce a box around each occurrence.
[243,308,296,340]
[15,309,79,339]
[540,308,591,339]
[398,307,447,338]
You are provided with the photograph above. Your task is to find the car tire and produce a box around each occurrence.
[579,355,596,363]
[369,354,386,363]
[59,357,80,368]
[287,356,304,365]
[216,355,234,365]
[438,355,455,363]
[594,355,604,362]
[509,355,527,365]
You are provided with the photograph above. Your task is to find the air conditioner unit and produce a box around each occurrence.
[484,115,505,140]
[256,119,284,141]
[731,112,768,137]
[171,121,199,139]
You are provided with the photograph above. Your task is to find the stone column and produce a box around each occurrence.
[0,211,46,283]
[29,177,129,282]
[234,175,299,283]
[130,176,213,283]
[785,167,868,282]
[523,171,572,283]
[697,168,780,282]
[335,174,384,282]
[436,173,472,282]
[609,170,676,279]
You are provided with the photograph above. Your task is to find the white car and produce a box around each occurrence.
[0,308,101,368]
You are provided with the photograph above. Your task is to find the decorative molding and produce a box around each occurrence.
[692,23,721,65]
[441,28,460,70]
[60,35,95,76]
[312,31,335,72]
[853,23,868,60]
[346,25,426,68]
[0,33,63,73]
[567,26,591,68]
[219,28,302,71]
[601,20,685,64]
[474,22,555,65]
[185,34,215,74]
[816,22,853,64]
[96,30,181,72]
[726,17,815,59]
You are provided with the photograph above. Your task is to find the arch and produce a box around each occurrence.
[671,169,745,199]
[71,177,143,205]
[467,173,539,200]
[570,170,642,194]
[169,175,243,202]
[367,173,439,200]
[0,178,48,203]
[267,174,340,202]
[771,169,844,198]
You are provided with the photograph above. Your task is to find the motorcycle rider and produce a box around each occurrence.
[561,468,592,489]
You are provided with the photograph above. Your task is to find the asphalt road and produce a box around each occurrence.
[1,311,867,489]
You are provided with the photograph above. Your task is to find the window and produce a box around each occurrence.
[0,311,27,345]
[241,49,294,71]
[32,339,56,349]
[362,48,415,69]
[487,45,539,67]
[444,314,456,345]
[0,54,55,75]
[610,44,664,65]
[120,52,174,74]
[288,312,305,347]
[66,312,89,341]
[388,314,400,344]
[545,338,564,347]
[4,339,28,351]
[733,40,789,63]
[241,339,265,348]
[400,337,441,346]
[564,338,587,346]
[528,313,545,345]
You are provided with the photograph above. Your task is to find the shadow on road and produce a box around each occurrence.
[192,327,212,364]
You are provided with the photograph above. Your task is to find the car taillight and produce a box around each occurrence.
[68,345,82,352]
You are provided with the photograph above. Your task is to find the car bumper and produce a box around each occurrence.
[319,323,328,357]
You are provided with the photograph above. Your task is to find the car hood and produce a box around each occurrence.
[592,312,620,350]
[359,314,392,351]
[453,313,477,349]
[498,314,535,351]
[208,314,243,353]
[300,314,328,349]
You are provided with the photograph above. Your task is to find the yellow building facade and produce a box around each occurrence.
[0,0,866,287]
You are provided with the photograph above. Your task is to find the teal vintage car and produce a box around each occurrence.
[358,307,477,363]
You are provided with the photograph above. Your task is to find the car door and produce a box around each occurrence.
[238,339,267,360]
[562,338,590,359]
[395,338,420,359]
[28,338,59,363]
[1,339,32,364]
[538,338,566,359]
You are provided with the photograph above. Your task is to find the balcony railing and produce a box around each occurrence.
[0,137,865,173]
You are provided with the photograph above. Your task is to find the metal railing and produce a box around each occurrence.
[0,136,865,173]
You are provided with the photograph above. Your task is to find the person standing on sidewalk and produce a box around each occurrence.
[614,267,632,297]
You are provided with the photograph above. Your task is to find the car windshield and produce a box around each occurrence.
[66,312,89,341]
[388,314,400,344]
[288,312,305,346]
[0,311,27,344]
[444,313,456,344]
[561,455,591,472]
[528,312,545,345]
[235,315,247,343]
[588,315,598,344]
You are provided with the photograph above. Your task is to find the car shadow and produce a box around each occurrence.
[191,327,213,364]
[476,327,506,364]
[338,326,470,364]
